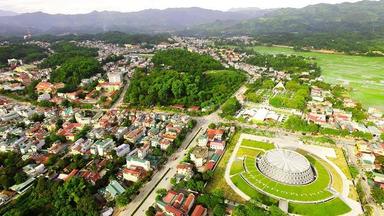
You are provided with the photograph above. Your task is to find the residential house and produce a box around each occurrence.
[191,205,207,216]
[105,180,125,198]
[125,127,145,144]
[123,166,146,182]
[160,138,172,150]
[91,138,115,156]
[190,146,209,167]
[115,144,130,157]
[126,156,151,171]
[175,163,193,182]
[138,144,150,159]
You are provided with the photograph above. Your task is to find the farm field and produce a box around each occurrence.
[251,46,384,111]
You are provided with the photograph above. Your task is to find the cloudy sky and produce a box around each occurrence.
[0,0,361,14]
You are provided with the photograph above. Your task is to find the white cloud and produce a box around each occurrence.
[0,0,361,14]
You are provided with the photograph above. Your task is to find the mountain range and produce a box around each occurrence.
[0,7,272,36]
[0,0,383,37]
[188,0,384,36]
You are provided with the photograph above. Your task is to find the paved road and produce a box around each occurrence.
[111,75,130,109]
[117,117,211,216]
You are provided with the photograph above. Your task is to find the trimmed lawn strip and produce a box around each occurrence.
[230,160,244,176]
[328,147,353,180]
[289,197,351,216]
[205,131,245,203]
[241,139,275,150]
[231,174,277,205]
[236,147,262,158]
[321,158,343,193]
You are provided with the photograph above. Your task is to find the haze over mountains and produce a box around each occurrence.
[0,10,18,17]
[0,7,272,36]
[0,0,383,36]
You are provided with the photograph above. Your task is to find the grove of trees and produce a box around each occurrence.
[3,177,99,216]
[125,49,246,109]
[0,44,47,68]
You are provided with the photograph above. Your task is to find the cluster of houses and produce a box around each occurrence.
[0,63,51,92]
[306,85,383,138]
[151,126,233,216]
[356,141,384,171]
[0,93,193,209]
[189,127,233,172]
[0,98,49,154]
[156,190,207,216]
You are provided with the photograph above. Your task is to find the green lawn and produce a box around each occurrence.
[289,197,351,216]
[205,131,245,203]
[241,139,275,151]
[236,148,262,158]
[252,46,384,111]
[231,174,277,205]
[241,155,333,202]
[230,160,244,175]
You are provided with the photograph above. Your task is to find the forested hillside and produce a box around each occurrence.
[0,44,47,68]
[125,49,246,110]
[191,0,384,54]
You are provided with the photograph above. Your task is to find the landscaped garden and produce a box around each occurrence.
[219,133,352,215]
[241,155,333,202]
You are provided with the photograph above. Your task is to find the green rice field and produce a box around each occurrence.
[252,46,384,111]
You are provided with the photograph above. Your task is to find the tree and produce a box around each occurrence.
[262,80,275,89]
[284,116,319,133]
[146,206,157,216]
[196,190,225,209]
[14,172,28,184]
[30,113,45,122]
[232,201,267,216]
[372,185,384,204]
[156,188,167,201]
[213,204,226,216]
[208,123,216,129]
[269,205,286,216]
[221,97,241,117]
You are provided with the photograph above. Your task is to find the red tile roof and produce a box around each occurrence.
[191,205,207,216]
[165,205,184,216]
[163,190,178,204]
[181,193,195,213]
[173,193,184,208]
[207,129,224,140]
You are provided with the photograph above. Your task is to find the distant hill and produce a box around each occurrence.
[191,0,384,35]
[0,10,18,17]
[0,7,270,36]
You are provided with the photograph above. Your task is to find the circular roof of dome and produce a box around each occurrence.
[263,149,311,174]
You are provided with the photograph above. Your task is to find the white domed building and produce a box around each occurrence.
[257,149,315,185]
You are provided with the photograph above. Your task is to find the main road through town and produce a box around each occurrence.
[116,114,215,216]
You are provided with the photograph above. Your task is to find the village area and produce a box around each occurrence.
[0,35,384,216]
